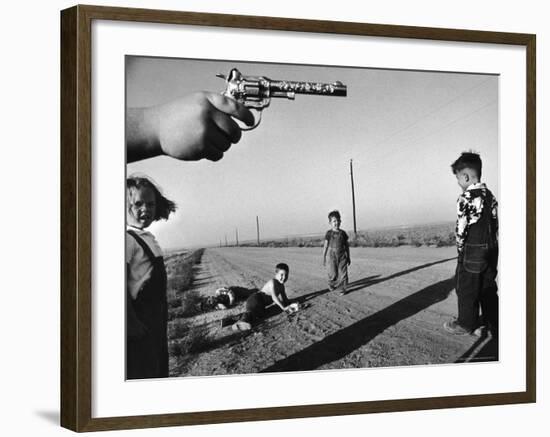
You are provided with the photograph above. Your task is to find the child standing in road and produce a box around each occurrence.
[444,152,499,337]
[126,175,176,379]
[322,210,351,295]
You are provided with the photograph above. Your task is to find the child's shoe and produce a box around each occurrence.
[232,321,252,332]
[443,319,471,335]
[473,323,498,338]
[472,325,486,337]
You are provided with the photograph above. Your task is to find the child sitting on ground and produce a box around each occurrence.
[232,263,299,331]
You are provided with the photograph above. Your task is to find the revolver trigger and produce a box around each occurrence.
[240,109,263,131]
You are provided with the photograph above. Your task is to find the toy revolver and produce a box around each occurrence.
[217,68,347,130]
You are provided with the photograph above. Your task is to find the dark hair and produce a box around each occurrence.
[275,263,289,273]
[127,175,177,221]
[328,210,341,221]
[451,152,482,178]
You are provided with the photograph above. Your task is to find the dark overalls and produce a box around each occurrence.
[126,230,169,379]
[326,230,349,291]
[455,191,499,333]
[241,292,274,324]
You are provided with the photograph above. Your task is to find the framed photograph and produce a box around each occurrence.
[60,4,536,432]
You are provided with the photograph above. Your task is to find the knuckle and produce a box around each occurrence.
[232,129,242,143]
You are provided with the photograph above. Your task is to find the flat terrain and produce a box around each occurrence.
[169,246,497,377]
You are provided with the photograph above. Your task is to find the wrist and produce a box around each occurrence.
[143,106,163,156]
[126,107,162,161]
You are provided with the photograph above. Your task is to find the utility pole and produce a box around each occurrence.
[235,228,239,247]
[256,216,260,246]
[225,234,228,247]
[350,159,357,236]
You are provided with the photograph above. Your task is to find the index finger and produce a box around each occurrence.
[206,93,255,127]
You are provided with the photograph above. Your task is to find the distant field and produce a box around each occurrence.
[241,222,456,249]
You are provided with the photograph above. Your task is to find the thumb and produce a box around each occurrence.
[206,93,255,126]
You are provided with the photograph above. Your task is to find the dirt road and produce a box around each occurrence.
[169,246,497,377]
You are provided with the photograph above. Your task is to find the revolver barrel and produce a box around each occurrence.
[268,79,347,98]
[218,68,347,105]
[217,68,347,129]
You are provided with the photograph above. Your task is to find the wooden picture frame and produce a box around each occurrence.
[60,4,536,432]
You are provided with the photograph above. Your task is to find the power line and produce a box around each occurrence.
[350,159,357,236]
[372,77,495,150]
[375,98,498,164]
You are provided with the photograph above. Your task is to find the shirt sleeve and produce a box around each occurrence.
[491,196,499,241]
[325,230,331,241]
[455,194,469,254]
[455,191,485,254]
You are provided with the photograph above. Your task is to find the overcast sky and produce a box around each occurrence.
[126,56,498,250]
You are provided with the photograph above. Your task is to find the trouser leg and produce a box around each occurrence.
[479,264,499,335]
[455,263,481,331]
[327,252,338,288]
[337,255,349,290]
[242,293,266,323]
[126,334,158,380]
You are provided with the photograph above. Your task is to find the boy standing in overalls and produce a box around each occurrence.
[322,210,351,295]
[444,152,499,337]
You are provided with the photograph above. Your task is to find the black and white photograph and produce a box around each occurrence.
[3,0,546,434]
[125,56,499,379]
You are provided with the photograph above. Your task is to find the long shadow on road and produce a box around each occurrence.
[296,275,380,304]
[345,257,457,295]
[297,257,456,303]
[455,333,498,363]
[260,276,455,373]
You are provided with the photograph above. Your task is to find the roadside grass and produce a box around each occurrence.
[240,222,455,249]
[168,322,214,357]
[165,248,221,372]
[166,249,204,321]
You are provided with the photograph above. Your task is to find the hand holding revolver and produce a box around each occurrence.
[127,91,255,162]
[126,68,347,163]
